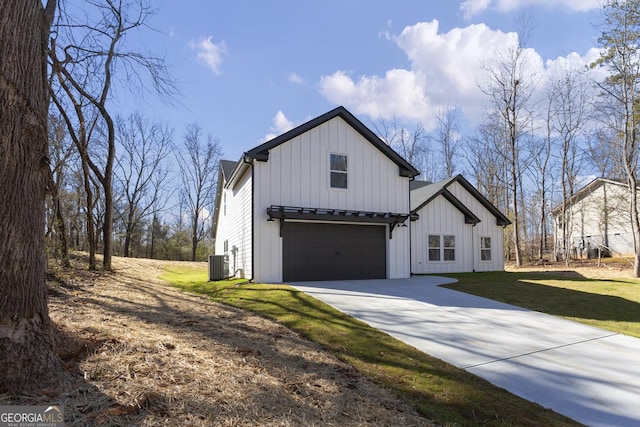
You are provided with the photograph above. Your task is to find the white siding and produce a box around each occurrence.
[253,116,411,282]
[447,182,505,272]
[410,181,505,274]
[215,168,252,279]
[411,194,473,274]
[556,182,634,256]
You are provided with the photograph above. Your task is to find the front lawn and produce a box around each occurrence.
[442,270,640,338]
[161,265,579,426]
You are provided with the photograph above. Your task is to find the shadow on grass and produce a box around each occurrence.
[442,271,640,325]
[168,279,579,426]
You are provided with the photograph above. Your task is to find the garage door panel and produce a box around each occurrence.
[282,222,386,282]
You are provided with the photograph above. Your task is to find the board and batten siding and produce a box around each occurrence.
[411,194,473,274]
[411,181,505,274]
[214,168,252,279]
[252,116,411,282]
[446,181,505,272]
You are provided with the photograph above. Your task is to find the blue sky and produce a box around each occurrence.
[124,0,604,162]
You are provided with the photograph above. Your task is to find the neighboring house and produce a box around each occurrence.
[213,106,511,282]
[213,106,419,282]
[551,178,634,257]
[410,175,511,274]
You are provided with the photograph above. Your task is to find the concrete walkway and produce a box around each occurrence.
[291,276,640,427]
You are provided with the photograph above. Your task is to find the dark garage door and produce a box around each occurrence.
[282,222,386,282]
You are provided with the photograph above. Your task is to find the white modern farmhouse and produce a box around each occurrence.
[213,106,510,282]
[410,175,511,274]
[213,106,419,282]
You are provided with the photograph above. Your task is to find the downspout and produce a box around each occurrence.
[243,153,255,282]
[472,223,476,272]
[409,176,415,276]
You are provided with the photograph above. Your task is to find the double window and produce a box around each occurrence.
[428,235,455,261]
[330,153,348,189]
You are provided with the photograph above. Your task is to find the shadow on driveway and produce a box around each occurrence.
[291,276,640,427]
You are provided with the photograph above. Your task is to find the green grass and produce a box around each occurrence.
[441,271,640,338]
[161,265,580,426]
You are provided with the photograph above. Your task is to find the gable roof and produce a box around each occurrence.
[410,180,432,191]
[550,177,628,215]
[411,174,511,226]
[220,160,238,179]
[245,106,419,178]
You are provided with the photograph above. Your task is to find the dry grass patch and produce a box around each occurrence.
[3,255,432,426]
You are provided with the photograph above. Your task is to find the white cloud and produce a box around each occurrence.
[189,36,226,75]
[319,19,601,130]
[320,20,523,127]
[320,69,431,123]
[460,0,600,19]
[288,72,304,84]
[261,110,297,142]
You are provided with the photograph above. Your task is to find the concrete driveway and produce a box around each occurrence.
[291,276,640,427]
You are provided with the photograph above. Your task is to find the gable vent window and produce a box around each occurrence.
[330,153,348,189]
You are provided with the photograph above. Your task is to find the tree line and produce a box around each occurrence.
[46,0,221,271]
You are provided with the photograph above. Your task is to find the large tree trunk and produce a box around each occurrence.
[0,0,61,393]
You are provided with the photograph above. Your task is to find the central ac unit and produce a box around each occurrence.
[208,254,229,281]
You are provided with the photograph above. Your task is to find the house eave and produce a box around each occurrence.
[245,106,420,178]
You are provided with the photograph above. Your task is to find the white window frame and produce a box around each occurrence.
[329,153,348,189]
[428,234,440,261]
[480,236,492,261]
[443,235,456,261]
[427,234,456,262]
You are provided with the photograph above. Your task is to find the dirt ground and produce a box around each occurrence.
[4,256,434,426]
[505,257,637,280]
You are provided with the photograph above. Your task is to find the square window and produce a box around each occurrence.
[330,154,348,189]
[330,172,348,188]
[444,235,455,248]
[330,154,347,171]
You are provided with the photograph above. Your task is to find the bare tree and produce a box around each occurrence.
[0,0,61,393]
[373,116,431,179]
[115,112,173,257]
[527,125,552,260]
[46,113,76,268]
[465,116,510,210]
[434,106,462,179]
[547,57,591,264]
[176,123,221,261]
[593,0,640,276]
[49,0,175,270]
[479,23,537,266]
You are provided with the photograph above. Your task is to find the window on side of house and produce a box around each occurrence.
[428,234,455,261]
[428,235,440,261]
[330,153,348,189]
[481,236,491,261]
[443,235,455,261]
